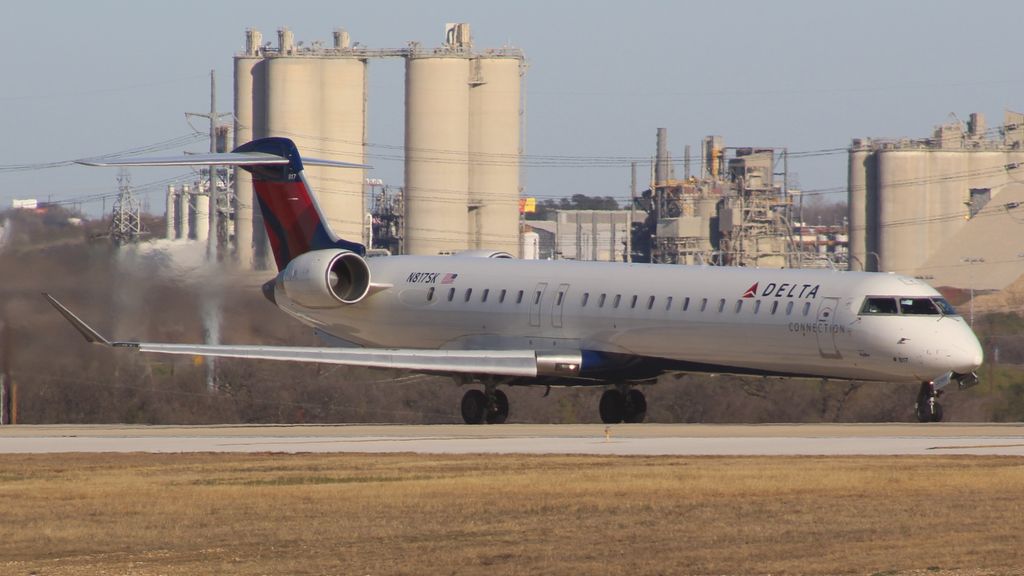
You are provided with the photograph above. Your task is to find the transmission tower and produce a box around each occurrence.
[110,168,147,244]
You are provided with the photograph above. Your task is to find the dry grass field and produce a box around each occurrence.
[1,453,1023,575]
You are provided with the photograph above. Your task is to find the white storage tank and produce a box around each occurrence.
[319,57,367,240]
[469,56,522,256]
[404,54,471,255]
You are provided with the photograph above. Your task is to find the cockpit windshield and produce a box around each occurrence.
[859,296,958,316]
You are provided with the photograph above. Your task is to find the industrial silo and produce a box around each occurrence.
[847,140,870,270]
[233,29,262,268]
[405,54,472,255]
[319,56,367,241]
[876,149,932,274]
[265,52,323,191]
[469,55,522,255]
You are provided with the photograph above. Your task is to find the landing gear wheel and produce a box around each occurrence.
[624,389,647,423]
[486,389,509,424]
[461,389,488,425]
[599,389,626,424]
[914,382,944,423]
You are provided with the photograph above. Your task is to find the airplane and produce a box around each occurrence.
[47,137,984,424]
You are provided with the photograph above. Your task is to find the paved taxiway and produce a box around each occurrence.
[2,423,1023,455]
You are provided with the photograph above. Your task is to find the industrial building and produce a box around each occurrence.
[231,23,525,268]
[633,129,802,268]
[849,111,1024,289]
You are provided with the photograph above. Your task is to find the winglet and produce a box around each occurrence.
[43,293,114,346]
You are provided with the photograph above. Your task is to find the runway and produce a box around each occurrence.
[2,423,1024,455]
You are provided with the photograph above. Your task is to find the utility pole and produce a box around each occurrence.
[186,70,232,262]
[628,161,636,263]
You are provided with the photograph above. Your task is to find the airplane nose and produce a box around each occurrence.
[952,329,984,374]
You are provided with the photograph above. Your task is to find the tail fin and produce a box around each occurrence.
[77,137,367,271]
[233,138,366,270]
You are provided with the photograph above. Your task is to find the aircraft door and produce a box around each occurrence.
[530,282,548,327]
[816,297,841,359]
[552,283,570,328]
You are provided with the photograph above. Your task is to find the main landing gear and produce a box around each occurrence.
[599,387,647,424]
[461,387,509,425]
[915,381,943,423]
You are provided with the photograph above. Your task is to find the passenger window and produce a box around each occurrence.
[899,298,940,315]
[427,287,435,302]
[647,296,655,310]
[599,294,607,307]
[785,302,794,315]
[665,296,673,311]
[802,302,811,316]
[534,291,542,305]
[499,289,507,303]
[516,290,524,304]
[448,287,456,302]
[683,297,690,311]
[581,293,590,307]
[717,299,726,313]
[465,288,473,302]
[754,300,761,314]
[482,289,489,303]
[613,295,622,308]
[556,291,565,306]
[735,300,743,313]
[700,298,708,312]
[860,297,898,315]
[630,295,638,309]
[771,301,778,315]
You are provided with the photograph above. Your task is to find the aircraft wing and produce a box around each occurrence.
[44,293,555,378]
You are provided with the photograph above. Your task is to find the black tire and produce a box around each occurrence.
[914,400,931,423]
[624,389,647,423]
[461,389,487,425]
[599,389,625,424]
[486,389,510,424]
[914,399,944,423]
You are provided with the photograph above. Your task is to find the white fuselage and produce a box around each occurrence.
[275,256,984,384]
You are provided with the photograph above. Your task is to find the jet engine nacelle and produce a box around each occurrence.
[280,249,371,308]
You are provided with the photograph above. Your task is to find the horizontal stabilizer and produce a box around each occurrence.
[76,152,370,169]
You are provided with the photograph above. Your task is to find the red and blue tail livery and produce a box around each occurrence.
[234,138,366,270]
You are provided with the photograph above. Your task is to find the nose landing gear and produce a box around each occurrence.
[914,381,943,423]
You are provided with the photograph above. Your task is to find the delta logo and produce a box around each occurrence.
[742,282,820,299]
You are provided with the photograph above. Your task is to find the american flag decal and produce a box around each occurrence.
[441,273,458,284]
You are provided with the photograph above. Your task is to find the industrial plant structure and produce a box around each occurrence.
[230,23,525,268]
[849,111,1024,289]
[632,129,803,268]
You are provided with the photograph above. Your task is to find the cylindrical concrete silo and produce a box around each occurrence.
[194,186,210,244]
[876,150,930,274]
[925,150,970,264]
[180,184,193,240]
[405,55,471,255]
[233,30,262,269]
[166,185,177,240]
[319,56,367,240]
[847,141,870,270]
[469,56,522,255]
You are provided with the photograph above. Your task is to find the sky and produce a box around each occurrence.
[3,0,1023,217]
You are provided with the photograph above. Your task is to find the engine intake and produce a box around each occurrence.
[281,249,371,308]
